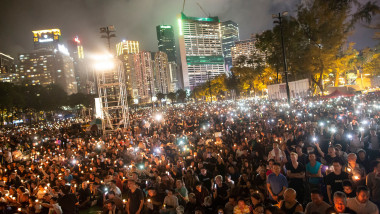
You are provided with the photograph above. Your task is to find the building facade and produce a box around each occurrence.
[33,29,61,50]
[133,51,154,103]
[231,39,255,67]
[153,51,172,94]
[0,52,18,84]
[221,21,239,72]
[116,40,140,56]
[156,25,177,63]
[67,36,89,94]
[178,13,226,89]
[116,40,140,99]
[18,49,77,94]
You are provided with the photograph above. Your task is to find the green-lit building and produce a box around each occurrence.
[178,13,226,89]
[156,25,176,63]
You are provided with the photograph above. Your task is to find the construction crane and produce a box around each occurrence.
[197,2,209,17]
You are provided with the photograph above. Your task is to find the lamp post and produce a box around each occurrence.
[273,12,290,105]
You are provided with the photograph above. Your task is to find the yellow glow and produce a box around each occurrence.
[32,29,61,36]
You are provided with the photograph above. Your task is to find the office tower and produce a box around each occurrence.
[18,46,77,95]
[156,25,176,62]
[231,39,255,67]
[153,51,172,94]
[133,51,154,103]
[67,36,88,94]
[178,13,226,89]
[0,52,18,83]
[116,40,140,56]
[33,29,61,50]
[116,40,140,98]
[221,21,239,72]
[168,62,178,92]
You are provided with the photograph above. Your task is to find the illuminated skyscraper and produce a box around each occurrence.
[18,47,77,95]
[231,39,255,67]
[221,21,239,72]
[178,13,226,89]
[67,36,88,94]
[116,40,140,98]
[116,40,139,56]
[133,51,154,103]
[33,29,61,50]
[0,52,18,83]
[156,25,176,62]
[153,51,172,94]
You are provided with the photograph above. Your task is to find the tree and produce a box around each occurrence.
[296,0,379,94]
[156,92,165,102]
[167,92,177,104]
[176,89,187,103]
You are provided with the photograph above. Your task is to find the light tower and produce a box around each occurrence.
[94,55,129,135]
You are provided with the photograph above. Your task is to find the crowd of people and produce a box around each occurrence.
[0,94,379,214]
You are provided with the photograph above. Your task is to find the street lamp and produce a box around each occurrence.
[273,11,291,105]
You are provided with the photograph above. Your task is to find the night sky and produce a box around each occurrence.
[0,0,378,58]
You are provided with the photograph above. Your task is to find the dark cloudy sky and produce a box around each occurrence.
[0,0,378,58]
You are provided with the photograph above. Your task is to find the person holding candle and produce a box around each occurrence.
[346,153,366,188]
[326,158,349,205]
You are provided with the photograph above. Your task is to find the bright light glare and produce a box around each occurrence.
[155,114,163,121]
[94,61,114,71]
[91,54,115,71]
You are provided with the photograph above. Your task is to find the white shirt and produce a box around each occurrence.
[49,203,62,214]
[347,197,379,214]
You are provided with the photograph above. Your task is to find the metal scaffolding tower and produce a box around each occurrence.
[96,59,129,135]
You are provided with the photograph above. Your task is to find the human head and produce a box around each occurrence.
[284,188,296,203]
[107,191,115,199]
[290,152,298,162]
[106,201,115,210]
[251,193,261,205]
[333,191,347,213]
[272,163,281,175]
[342,180,353,195]
[215,175,223,185]
[237,198,246,208]
[347,153,357,166]
[127,180,137,190]
[356,186,370,204]
[310,189,323,204]
[308,152,317,162]
[332,158,342,174]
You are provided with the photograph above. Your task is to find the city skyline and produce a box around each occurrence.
[0,0,378,58]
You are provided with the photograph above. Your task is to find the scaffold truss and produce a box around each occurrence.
[96,59,129,135]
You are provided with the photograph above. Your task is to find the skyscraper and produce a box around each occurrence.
[0,52,18,84]
[18,48,77,94]
[178,13,226,89]
[156,25,176,62]
[221,21,239,72]
[33,29,61,50]
[116,40,140,98]
[133,51,154,103]
[116,40,140,56]
[231,39,255,67]
[153,51,172,94]
[67,36,88,94]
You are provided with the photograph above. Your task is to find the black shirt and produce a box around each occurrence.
[78,187,91,203]
[127,188,144,214]
[325,171,349,195]
[285,162,305,188]
[58,193,78,214]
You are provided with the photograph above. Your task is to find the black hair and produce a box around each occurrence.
[310,189,322,195]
